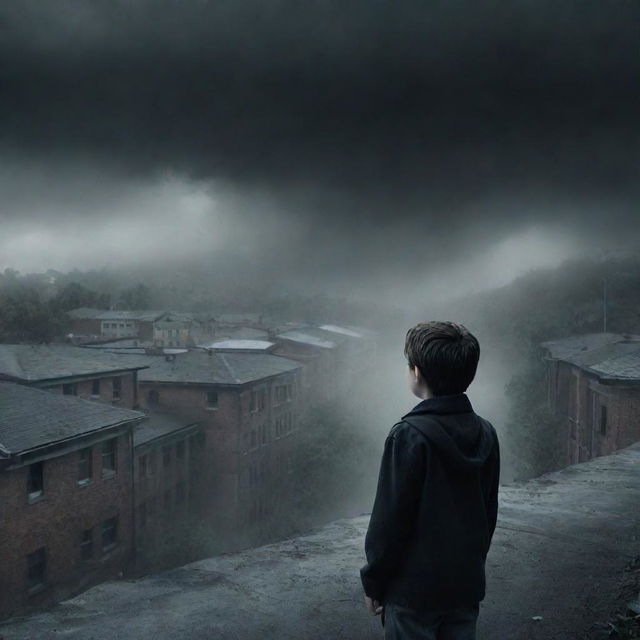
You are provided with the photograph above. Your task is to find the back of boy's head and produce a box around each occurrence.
[404,321,480,396]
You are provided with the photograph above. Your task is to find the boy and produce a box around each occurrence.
[361,321,500,639]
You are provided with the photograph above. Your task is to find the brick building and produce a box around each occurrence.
[542,332,640,465]
[0,383,144,620]
[0,344,148,409]
[132,413,203,571]
[136,350,302,539]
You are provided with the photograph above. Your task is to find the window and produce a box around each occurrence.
[250,390,257,412]
[148,389,160,405]
[206,391,218,409]
[275,384,291,404]
[175,481,186,505]
[27,462,43,501]
[80,529,93,561]
[27,547,46,592]
[250,428,257,449]
[163,489,172,510]
[91,379,100,396]
[102,439,117,475]
[258,389,266,411]
[78,447,92,484]
[101,517,118,551]
[63,383,77,396]
[176,441,185,460]
[112,377,121,400]
[162,445,171,468]
[600,405,608,436]
[261,423,268,445]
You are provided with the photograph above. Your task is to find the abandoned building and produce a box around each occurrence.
[0,382,144,620]
[0,343,148,409]
[542,332,640,465]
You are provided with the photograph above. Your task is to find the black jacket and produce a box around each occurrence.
[360,393,500,611]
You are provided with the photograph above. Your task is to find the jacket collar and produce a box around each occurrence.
[401,393,474,419]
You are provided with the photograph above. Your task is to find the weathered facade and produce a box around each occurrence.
[136,350,302,539]
[0,343,148,409]
[542,332,640,465]
[0,383,144,620]
[132,413,204,572]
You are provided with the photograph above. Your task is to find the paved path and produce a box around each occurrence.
[2,443,639,639]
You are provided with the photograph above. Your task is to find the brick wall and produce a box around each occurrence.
[0,430,134,620]
[41,371,139,409]
[138,370,302,537]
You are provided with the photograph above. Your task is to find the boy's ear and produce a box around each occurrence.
[413,365,422,381]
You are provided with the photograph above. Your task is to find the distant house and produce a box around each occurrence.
[152,313,195,348]
[542,332,640,465]
[0,383,144,620]
[0,344,149,409]
[136,350,302,538]
[67,309,167,340]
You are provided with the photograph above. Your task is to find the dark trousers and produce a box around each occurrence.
[382,602,479,640]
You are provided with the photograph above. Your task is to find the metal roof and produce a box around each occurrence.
[540,333,633,361]
[0,344,149,382]
[318,324,364,338]
[138,351,301,385]
[67,308,166,322]
[199,340,275,351]
[276,329,339,350]
[0,382,144,455]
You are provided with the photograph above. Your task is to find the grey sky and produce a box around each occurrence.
[1,0,638,301]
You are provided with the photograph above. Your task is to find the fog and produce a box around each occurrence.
[0,0,638,625]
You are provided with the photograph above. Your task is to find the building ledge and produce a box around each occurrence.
[2,443,640,639]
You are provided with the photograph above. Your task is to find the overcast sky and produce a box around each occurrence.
[1,1,638,303]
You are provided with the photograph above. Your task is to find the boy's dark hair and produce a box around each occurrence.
[404,321,480,396]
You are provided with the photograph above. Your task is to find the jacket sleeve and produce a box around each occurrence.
[483,431,500,552]
[360,423,425,602]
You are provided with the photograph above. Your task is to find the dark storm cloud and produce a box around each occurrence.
[0,1,638,283]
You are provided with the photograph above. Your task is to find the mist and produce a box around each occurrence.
[0,1,639,632]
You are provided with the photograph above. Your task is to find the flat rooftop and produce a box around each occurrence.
[2,442,639,639]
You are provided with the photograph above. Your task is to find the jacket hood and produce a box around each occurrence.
[401,393,496,471]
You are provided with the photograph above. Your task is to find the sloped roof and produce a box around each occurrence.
[68,308,166,322]
[541,333,640,381]
[138,351,301,385]
[0,344,149,383]
[276,327,346,349]
[0,382,144,455]
[134,412,200,447]
[540,333,636,361]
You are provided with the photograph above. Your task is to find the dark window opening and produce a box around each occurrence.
[28,462,43,501]
[207,391,218,408]
[63,383,77,396]
[80,529,93,561]
[91,379,100,396]
[162,445,171,467]
[148,389,160,405]
[78,447,92,483]
[112,377,122,400]
[101,517,117,551]
[600,405,608,436]
[102,439,117,475]
[176,441,185,460]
